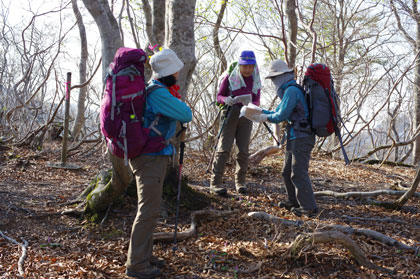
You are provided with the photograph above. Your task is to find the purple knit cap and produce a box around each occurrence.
[238,50,256,65]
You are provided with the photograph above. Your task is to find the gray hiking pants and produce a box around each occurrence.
[282,135,317,211]
[211,105,253,186]
[126,155,169,271]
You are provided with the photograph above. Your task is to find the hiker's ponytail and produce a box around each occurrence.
[158,75,177,88]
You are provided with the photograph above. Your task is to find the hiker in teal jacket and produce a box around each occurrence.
[126,49,192,279]
[244,59,318,218]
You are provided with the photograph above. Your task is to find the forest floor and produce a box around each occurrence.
[0,142,419,279]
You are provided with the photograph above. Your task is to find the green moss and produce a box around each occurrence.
[101,228,124,240]
[88,213,101,224]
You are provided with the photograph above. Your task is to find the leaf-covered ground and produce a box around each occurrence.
[0,142,419,278]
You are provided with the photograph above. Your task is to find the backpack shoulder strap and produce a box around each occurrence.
[287,83,304,92]
[146,84,166,95]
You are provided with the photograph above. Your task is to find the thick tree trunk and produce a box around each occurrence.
[81,0,123,78]
[164,0,197,100]
[86,153,133,212]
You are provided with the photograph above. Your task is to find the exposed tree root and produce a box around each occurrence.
[248,211,413,250]
[0,231,28,276]
[153,209,237,242]
[314,189,420,199]
[285,231,393,273]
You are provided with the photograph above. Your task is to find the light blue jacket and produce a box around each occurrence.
[143,80,192,156]
[263,80,311,140]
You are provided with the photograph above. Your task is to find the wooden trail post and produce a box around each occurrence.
[61,72,71,165]
[47,72,81,170]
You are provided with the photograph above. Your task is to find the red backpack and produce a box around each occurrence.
[303,63,350,164]
[100,47,166,164]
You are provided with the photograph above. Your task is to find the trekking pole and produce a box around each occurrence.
[206,105,232,173]
[263,122,281,146]
[173,124,187,253]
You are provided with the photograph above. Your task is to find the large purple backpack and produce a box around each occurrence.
[100,47,166,164]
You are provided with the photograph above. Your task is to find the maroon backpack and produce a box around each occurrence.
[100,47,166,164]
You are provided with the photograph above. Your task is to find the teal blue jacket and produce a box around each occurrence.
[143,80,192,156]
[263,80,311,140]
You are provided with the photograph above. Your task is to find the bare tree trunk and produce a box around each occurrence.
[285,0,297,67]
[81,0,123,78]
[153,0,166,46]
[213,0,228,75]
[414,53,420,164]
[164,0,197,100]
[71,0,88,139]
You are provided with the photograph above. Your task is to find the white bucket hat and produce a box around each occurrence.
[265,59,293,79]
[150,49,184,78]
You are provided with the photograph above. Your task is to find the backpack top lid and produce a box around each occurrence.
[305,63,331,92]
[111,47,147,74]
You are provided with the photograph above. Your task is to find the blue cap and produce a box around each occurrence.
[238,50,256,65]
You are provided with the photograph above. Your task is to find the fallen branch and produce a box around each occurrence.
[314,189,420,199]
[248,211,413,250]
[0,231,29,276]
[285,231,392,273]
[249,146,281,165]
[153,209,237,242]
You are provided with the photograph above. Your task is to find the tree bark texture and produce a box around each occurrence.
[153,0,166,46]
[86,153,133,212]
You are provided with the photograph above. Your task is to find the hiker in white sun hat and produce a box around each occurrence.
[125,48,192,278]
[242,59,319,218]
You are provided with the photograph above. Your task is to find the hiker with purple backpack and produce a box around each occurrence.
[209,50,261,195]
[124,49,192,278]
[242,59,319,218]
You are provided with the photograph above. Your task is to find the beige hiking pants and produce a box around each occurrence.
[126,155,169,271]
[211,105,253,186]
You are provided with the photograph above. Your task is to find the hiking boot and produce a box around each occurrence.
[126,266,161,279]
[210,185,227,196]
[291,207,319,218]
[278,201,299,211]
[235,183,247,194]
[150,256,165,268]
